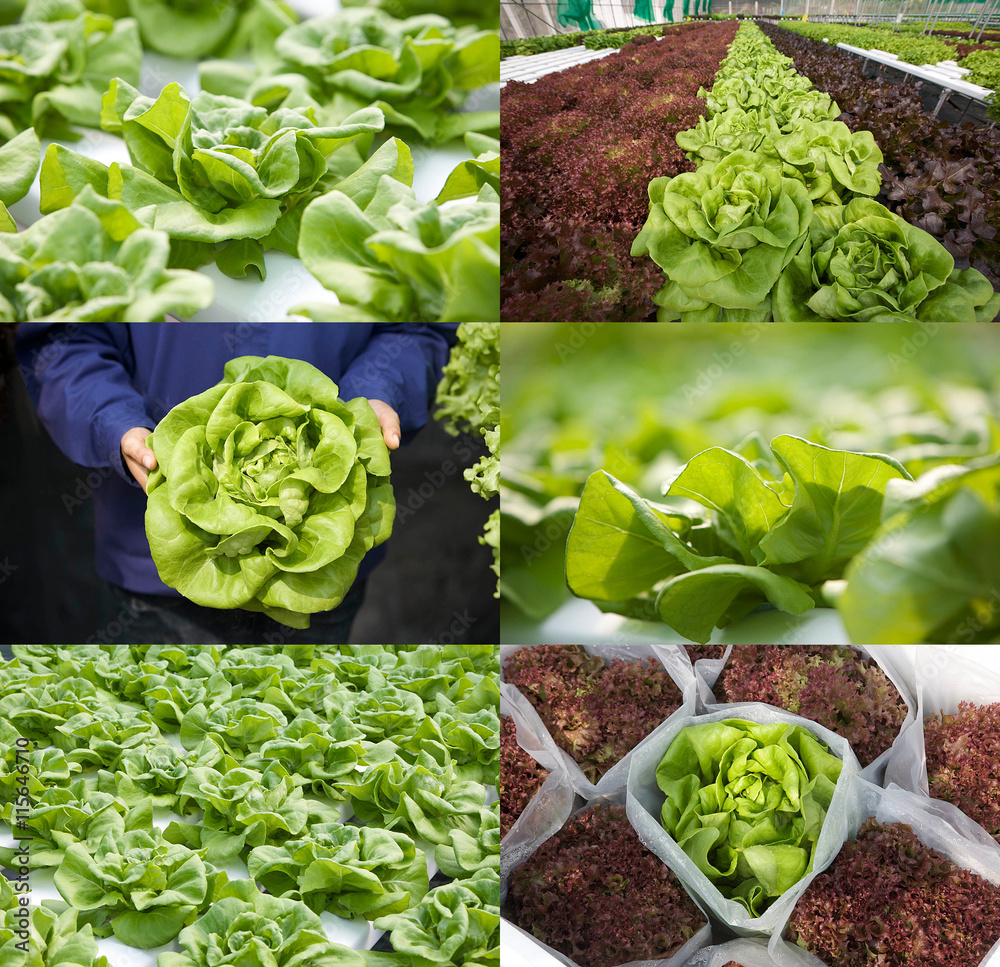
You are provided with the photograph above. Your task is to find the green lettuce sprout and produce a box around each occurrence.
[144,355,394,629]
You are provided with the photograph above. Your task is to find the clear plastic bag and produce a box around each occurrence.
[500,645,697,800]
[503,791,713,967]
[695,645,917,785]
[685,938,781,967]
[882,648,1000,864]
[626,705,861,937]
[768,777,1000,967]
[500,688,579,888]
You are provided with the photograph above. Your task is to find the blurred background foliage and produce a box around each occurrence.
[500,322,1000,622]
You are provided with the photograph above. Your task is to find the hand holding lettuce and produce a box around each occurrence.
[144,355,395,629]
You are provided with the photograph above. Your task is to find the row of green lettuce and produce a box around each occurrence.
[0,1,499,321]
[778,20,1000,97]
[630,21,1000,321]
[0,644,500,966]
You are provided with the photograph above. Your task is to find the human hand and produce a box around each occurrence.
[121,427,156,492]
[368,399,401,450]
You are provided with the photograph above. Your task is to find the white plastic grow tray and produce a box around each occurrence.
[6,0,500,322]
[835,42,994,103]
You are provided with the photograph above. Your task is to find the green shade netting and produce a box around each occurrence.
[634,0,655,20]
[558,0,602,28]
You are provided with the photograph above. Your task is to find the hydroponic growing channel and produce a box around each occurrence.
[500,16,1000,320]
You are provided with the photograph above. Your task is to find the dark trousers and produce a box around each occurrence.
[95,580,367,646]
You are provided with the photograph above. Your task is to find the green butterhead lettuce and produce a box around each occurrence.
[0,128,40,232]
[839,456,1000,643]
[157,879,366,967]
[39,80,388,278]
[342,0,500,29]
[144,355,394,629]
[770,119,883,205]
[0,186,213,320]
[293,174,499,322]
[247,822,429,920]
[53,828,224,948]
[0,12,140,142]
[250,9,500,144]
[632,149,812,322]
[656,719,842,916]
[0,905,113,967]
[774,198,1000,322]
[566,435,912,641]
[369,870,499,967]
[123,0,295,59]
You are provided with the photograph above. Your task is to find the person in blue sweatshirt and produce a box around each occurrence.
[16,323,457,645]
